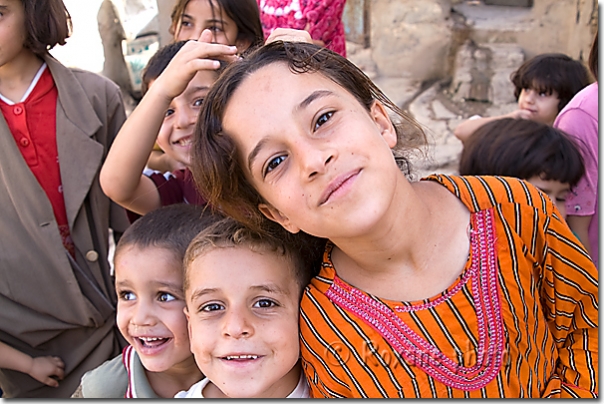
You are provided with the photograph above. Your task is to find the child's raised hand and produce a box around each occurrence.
[506,109,533,121]
[28,355,65,388]
[152,29,238,100]
[266,28,314,44]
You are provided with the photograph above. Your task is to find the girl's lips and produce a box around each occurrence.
[319,169,361,206]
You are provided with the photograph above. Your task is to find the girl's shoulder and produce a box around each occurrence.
[45,55,121,98]
[423,174,555,216]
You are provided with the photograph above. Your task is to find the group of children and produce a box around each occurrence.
[0,0,598,399]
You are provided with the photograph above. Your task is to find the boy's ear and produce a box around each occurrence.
[184,306,193,336]
[258,203,301,234]
[371,101,397,149]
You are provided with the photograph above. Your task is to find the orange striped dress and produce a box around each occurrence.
[300,175,598,398]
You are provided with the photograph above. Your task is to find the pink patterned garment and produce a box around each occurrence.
[257,0,347,57]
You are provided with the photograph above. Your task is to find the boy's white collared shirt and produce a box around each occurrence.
[174,371,310,398]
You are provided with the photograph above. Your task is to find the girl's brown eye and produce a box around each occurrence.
[265,155,286,176]
[314,111,334,131]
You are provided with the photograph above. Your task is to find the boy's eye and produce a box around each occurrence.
[264,155,287,176]
[254,299,277,308]
[158,292,176,302]
[201,303,224,312]
[314,111,334,131]
[193,98,204,107]
[120,291,136,301]
[165,108,175,118]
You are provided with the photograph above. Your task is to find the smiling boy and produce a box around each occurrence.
[100,30,237,216]
[176,217,324,398]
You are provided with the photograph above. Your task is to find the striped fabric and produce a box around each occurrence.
[300,175,598,398]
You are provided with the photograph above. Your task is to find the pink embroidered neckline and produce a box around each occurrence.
[325,209,504,391]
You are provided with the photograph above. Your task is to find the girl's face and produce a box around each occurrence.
[115,245,195,374]
[175,0,246,49]
[221,62,401,240]
[0,0,29,68]
[517,87,560,125]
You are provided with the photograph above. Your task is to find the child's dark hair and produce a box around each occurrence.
[191,41,426,233]
[115,204,220,264]
[511,53,591,112]
[140,40,228,95]
[21,0,72,56]
[169,0,263,49]
[183,216,325,297]
[458,118,585,188]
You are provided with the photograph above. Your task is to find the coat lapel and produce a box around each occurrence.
[45,56,104,229]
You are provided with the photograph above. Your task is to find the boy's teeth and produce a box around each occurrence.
[226,355,258,360]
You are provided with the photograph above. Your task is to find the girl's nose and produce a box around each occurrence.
[298,140,335,180]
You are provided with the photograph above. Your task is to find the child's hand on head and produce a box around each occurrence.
[266,28,314,45]
[153,29,238,101]
[28,356,65,388]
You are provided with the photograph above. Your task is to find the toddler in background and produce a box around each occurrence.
[454,53,591,143]
[176,217,324,398]
[75,204,219,398]
[257,0,347,56]
[100,31,236,217]
[554,31,599,269]
[458,117,585,220]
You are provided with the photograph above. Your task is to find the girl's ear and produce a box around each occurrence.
[370,101,397,149]
[258,203,301,234]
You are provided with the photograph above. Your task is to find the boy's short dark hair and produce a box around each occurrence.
[183,216,325,297]
[511,53,591,112]
[459,117,585,188]
[22,0,72,56]
[115,204,219,264]
[140,40,228,95]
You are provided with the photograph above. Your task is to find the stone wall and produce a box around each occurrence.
[368,0,597,83]
[370,0,454,81]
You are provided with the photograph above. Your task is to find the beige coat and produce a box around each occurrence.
[0,55,129,398]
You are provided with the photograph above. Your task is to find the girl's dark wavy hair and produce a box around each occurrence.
[510,53,591,112]
[21,0,72,56]
[191,41,426,234]
[459,117,585,188]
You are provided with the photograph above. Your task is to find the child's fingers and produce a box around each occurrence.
[52,356,65,369]
[198,28,214,43]
[43,376,60,388]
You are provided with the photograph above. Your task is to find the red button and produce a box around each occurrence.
[20,138,29,147]
[14,106,23,115]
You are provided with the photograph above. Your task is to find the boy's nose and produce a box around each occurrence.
[222,308,253,338]
[130,302,155,327]
[175,108,197,129]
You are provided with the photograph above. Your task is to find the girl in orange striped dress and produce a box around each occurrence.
[190,41,598,398]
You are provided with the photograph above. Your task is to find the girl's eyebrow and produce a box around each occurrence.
[296,90,334,111]
[247,90,336,171]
